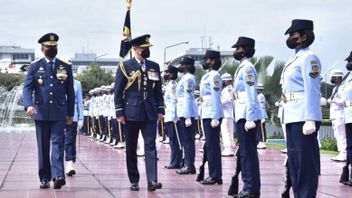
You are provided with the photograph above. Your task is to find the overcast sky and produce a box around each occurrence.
[0,0,350,79]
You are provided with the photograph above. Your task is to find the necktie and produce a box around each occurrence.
[49,61,54,72]
[140,61,145,72]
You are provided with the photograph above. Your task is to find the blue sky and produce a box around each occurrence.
[0,0,350,80]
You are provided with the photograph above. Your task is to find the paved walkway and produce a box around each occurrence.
[0,132,351,198]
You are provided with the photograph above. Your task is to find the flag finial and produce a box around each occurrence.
[127,0,132,10]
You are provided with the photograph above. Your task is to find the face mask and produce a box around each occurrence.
[233,51,245,61]
[346,63,352,71]
[163,74,170,81]
[45,47,57,58]
[178,65,185,73]
[141,48,150,59]
[286,37,300,49]
[330,79,336,84]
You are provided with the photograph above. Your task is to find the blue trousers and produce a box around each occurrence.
[286,122,320,198]
[64,121,78,162]
[165,121,182,166]
[35,120,65,182]
[203,119,222,178]
[347,123,352,165]
[178,117,196,166]
[125,120,158,183]
[236,119,261,193]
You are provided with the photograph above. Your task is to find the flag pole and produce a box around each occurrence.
[127,0,133,60]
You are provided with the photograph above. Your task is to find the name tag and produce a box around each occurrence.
[147,71,159,81]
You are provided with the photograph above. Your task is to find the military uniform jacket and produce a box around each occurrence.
[164,80,177,122]
[233,59,262,122]
[200,70,224,119]
[73,79,84,122]
[221,85,234,119]
[281,48,322,124]
[329,85,344,120]
[176,72,198,119]
[257,93,268,120]
[114,58,164,121]
[22,58,74,121]
[340,72,352,123]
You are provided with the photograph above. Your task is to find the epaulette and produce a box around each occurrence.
[30,59,41,64]
[57,58,72,66]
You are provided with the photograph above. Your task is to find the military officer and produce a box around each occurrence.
[220,73,235,157]
[328,70,347,161]
[22,33,74,189]
[282,19,322,197]
[199,50,224,185]
[64,77,83,177]
[340,52,352,186]
[175,56,198,175]
[232,36,261,198]
[257,83,268,149]
[163,65,182,169]
[114,34,164,192]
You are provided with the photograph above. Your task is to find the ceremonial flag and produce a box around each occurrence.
[119,5,132,59]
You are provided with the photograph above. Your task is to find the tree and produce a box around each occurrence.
[76,64,115,96]
[0,73,25,91]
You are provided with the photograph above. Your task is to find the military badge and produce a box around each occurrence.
[56,65,68,81]
[213,76,221,90]
[37,67,45,73]
[147,71,159,81]
[246,73,254,86]
[38,78,43,85]
[309,64,320,78]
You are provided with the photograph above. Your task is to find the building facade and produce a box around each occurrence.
[0,46,35,73]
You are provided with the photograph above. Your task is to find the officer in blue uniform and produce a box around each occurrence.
[114,34,164,192]
[199,50,224,185]
[341,52,352,186]
[282,19,322,197]
[175,56,198,174]
[22,33,74,189]
[232,36,261,198]
[163,65,182,169]
[64,78,83,177]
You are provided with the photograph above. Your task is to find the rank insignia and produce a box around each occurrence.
[147,71,159,81]
[56,66,68,80]
[309,65,320,78]
[38,67,45,73]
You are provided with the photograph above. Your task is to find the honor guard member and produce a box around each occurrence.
[82,93,91,135]
[22,33,74,189]
[114,34,164,192]
[176,56,198,174]
[340,52,352,186]
[256,83,268,149]
[163,65,182,169]
[328,70,347,161]
[64,77,83,177]
[232,36,261,198]
[282,19,322,197]
[220,73,235,156]
[199,50,224,185]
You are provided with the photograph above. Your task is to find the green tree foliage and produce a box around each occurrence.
[0,73,25,91]
[76,64,115,96]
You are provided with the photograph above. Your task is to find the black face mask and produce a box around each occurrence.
[233,51,245,61]
[163,74,170,81]
[45,47,57,59]
[330,79,337,84]
[346,63,352,71]
[200,59,210,70]
[178,65,185,73]
[286,37,300,49]
[141,48,150,59]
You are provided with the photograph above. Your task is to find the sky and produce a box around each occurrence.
[0,0,351,80]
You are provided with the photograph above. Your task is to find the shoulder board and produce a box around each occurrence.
[30,58,41,64]
[57,58,72,66]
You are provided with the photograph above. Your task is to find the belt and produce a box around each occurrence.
[282,92,305,103]
[345,100,352,107]
[233,91,246,100]
[202,95,211,101]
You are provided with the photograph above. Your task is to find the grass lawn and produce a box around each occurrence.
[266,142,338,155]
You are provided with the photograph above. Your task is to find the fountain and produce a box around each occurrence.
[0,85,34,132]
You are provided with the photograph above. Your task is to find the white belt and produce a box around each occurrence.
[282,92,305,102]
[233,91,246,100]
[345,101,352,107]
[202,95,211,101]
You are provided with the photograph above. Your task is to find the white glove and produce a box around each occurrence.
[77,120,83,129]
[261,119,265,124]
[275,101,281,107]
[244,121,256,132]
[211,119,220,128]
[327,99,332,104]
[185,118,192,127]
[303,121,316,135]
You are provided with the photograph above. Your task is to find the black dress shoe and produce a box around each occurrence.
[176,165,196,174]
[164,164,181,169]
[200,177,223,185]
[343,179,352,186]
[39,180,50,189]
[53,177,66,189]
[147,181,162,191]
[130,183,139,191]
[237,190,260,198]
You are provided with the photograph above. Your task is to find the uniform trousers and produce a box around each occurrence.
[203,119,222,178]
[64,122,78,162]
[177,117,196,166]
[125,120,158,183]
[35,120,65,182]
[165,122,182,166]
[286,121,320,198]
